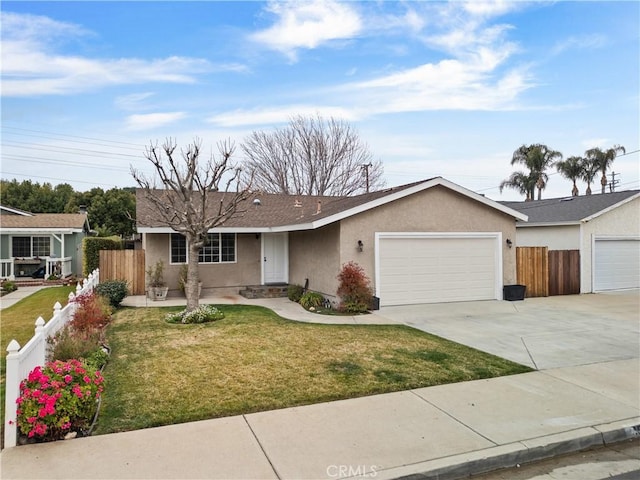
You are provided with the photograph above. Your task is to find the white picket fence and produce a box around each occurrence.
[3,269,100,449]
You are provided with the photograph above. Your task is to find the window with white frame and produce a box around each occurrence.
[12,236,51,257]
[170,233,235,264]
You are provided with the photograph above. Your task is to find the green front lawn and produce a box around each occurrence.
[95,304,532,434]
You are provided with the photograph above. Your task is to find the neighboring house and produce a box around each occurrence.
[502,190,640,293]
[0,205,91,280]
[137,177,527,307]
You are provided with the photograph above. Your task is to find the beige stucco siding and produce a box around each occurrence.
[516,225,580,250]
[289,223,340,296]
[144,233,261,295]
[339,185,517,294]
[580,197,640,293]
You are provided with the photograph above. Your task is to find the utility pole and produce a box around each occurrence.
[609,171,620,192]
[361,162,373,193]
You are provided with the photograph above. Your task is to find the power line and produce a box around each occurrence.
[1,125,144,148]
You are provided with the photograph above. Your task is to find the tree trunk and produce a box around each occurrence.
[186,241,201,312]
[601,172,607,194]
[572,181,578,196]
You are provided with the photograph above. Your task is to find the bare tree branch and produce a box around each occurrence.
[131,138,251,311]
[242,114,385,196]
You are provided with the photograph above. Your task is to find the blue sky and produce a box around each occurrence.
[1,1,638,200]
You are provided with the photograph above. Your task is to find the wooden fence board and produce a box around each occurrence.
[548,250,580,296]
[99,250,145,295]
[516,247,549,297]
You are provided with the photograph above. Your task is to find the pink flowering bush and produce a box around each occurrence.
[16,359,104,442]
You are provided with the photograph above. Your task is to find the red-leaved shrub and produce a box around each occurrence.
[336,261,373,313]
[69,292,112,336]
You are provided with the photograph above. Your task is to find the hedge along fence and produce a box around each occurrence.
[83,236,122,276]
[3,269,100,449]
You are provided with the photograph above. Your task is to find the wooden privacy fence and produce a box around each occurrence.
[516,247,580,297]
[99,249,145,295]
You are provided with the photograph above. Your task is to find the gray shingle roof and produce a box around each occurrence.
[0,212,90,230]
[501,190,640,224]
[136,180,428,229]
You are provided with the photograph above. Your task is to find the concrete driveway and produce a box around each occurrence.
[377,291,640,370]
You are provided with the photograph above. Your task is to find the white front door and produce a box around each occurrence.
[262,233,288,284]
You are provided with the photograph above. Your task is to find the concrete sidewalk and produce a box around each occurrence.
[1,293,639,479]
[0,286,51,310]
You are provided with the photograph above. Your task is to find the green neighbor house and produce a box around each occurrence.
[0,205,91,280]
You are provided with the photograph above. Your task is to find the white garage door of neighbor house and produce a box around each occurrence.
[593,238,640,291]
[376,234,500,306]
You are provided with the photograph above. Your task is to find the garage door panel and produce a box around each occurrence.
[378,235,499,306]
[594,239,640,291]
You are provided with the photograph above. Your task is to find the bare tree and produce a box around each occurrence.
[132,138,250,311]
[242,114,385,196]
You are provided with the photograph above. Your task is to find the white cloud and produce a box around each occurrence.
[115,92,157,111]
[251,0,362,61]
[126,112,187,131]
[551,34,608,56]
[0,11,214,96]
[207,105,358,127]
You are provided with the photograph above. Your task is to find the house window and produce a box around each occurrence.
[12,236,50,257]
[170,233,236,264]
[33,237,51,257]
[170,233,187,264]
[12,237,31,257]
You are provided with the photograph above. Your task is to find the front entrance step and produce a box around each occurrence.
[239,284,288,299]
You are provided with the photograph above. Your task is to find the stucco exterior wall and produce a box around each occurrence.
[580,197,640,293]
[289,223,340,297]
[515,225,580,250]
[144,233,261,295]
[338,185,518,294]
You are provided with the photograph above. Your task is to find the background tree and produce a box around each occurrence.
[242,114,384,196]
[499,171,536,201]
[555,156,584,196]
[584,144,625,194]
[132,138,251,311]
[66,188,136,237]
[580,156,599,195]
[508,144,562,200]
[0,179,75,213]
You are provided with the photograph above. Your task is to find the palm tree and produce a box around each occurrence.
[585,145,625,194]
[499,171,536,201]
[510,144,562,200]
[580,156,599,195]
[555,156,584,196]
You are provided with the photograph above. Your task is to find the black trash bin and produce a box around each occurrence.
[503,284,526,301]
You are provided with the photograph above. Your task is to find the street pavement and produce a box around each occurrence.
[1,291,638,479]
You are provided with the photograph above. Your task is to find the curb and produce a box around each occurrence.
[373,418,640,480]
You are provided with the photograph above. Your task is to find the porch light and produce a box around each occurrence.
[506,238,513,248]
[357,240,364,252]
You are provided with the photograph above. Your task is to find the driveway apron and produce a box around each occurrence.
[377,292,640,370]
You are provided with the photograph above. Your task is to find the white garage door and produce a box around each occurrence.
[376,234,501,306]
[594,238,640,291]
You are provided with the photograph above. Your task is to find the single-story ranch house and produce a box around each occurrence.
[137,177,527,307]
[503,190,640,293]
[0,205,91,280]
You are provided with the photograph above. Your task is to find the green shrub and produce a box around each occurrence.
[299,291,324,310]
[2,280,17,293]
[82,236,122,276]
[287,284,304,302]
[47,325,103,363]
[336,261,373,314]
[96,280,129,307]
[166,305,225,324]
